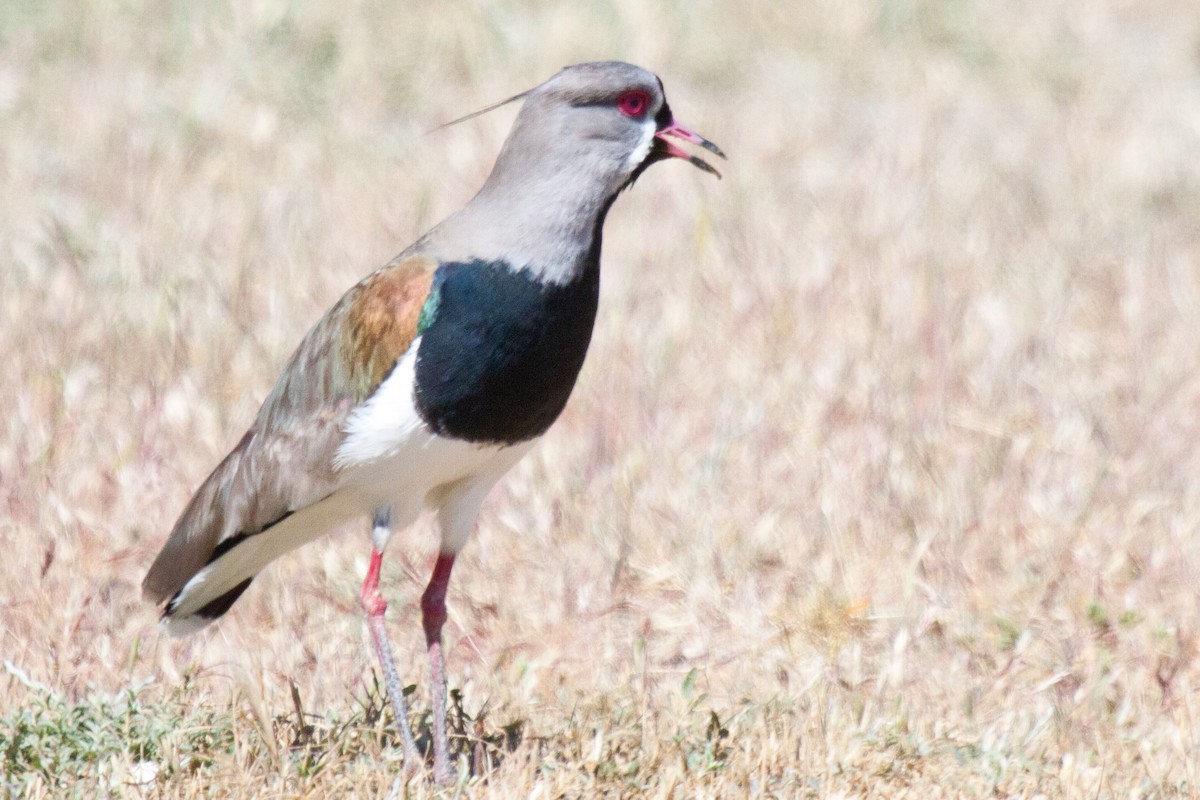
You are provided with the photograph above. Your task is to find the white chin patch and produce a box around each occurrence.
[625,117,657,171]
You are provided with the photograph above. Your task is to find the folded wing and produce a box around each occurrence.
[142,255,438,618]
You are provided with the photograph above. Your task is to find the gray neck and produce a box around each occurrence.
[411,142,622,285]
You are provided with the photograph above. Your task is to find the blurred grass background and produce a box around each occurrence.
[3,0,1200,795]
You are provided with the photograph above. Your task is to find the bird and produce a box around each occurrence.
[142,60,723,783]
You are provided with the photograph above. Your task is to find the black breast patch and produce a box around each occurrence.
[413,258,600,444]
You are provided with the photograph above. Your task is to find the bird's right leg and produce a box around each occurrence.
[360,506,420,770]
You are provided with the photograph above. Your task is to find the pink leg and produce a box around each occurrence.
[420,552,457,784]
[360,546,420,771]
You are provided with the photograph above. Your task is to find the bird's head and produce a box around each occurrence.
[466,61,725,201]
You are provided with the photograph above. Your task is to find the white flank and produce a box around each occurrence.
[336,346,426,469]
[335,341,532,545]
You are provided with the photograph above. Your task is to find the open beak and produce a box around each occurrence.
[655,120,726,179]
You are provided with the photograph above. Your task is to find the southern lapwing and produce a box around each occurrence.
[143,61,723,782]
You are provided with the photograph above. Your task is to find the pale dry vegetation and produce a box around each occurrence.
[4,0,1200,797]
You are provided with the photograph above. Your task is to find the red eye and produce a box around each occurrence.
[617,90,650,118]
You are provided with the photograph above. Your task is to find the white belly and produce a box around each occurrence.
[335,345,531,522]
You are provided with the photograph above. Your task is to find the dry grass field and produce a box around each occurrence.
[4,0,1200,796]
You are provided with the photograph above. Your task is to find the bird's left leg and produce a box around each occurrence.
[421,478,497,784]
[420,550,457,783]
[360,506,420,770]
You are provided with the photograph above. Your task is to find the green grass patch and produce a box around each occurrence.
[0,671,235,794]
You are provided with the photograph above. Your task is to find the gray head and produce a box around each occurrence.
[478,61,724,202]
[420,62,724,280]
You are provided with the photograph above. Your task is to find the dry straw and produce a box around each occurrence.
[3,1,1199,796]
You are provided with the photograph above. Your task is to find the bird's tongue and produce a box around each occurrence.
[656,121,726,178]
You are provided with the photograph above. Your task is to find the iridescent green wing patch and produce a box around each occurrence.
[417,270,446,335]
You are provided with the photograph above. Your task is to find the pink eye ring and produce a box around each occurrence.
[617,90,650,118]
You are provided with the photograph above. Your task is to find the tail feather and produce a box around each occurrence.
[145,419,349,636]
[143,435,253,607]
[157,493,354,635]
[162,578,254,636]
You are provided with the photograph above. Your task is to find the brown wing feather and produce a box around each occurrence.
[143,255,437,604]
[343,257,436,398]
